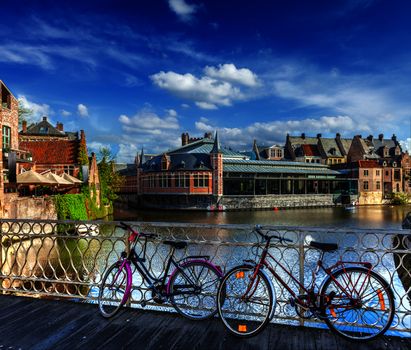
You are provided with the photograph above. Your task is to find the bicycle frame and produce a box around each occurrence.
[251,237,374,308]
[122,233,215,300]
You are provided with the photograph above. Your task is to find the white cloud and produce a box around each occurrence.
[194,115,367,150]
[116,143,139,163]
[87,141,112,154]
[400,139,411,152]
[60,109,72,117]
[168,0,198,21]
[77,103,89,117]
[151,70,243,109]
[204,63,259,87]
[18,95,52,123]
[166,109,178,117]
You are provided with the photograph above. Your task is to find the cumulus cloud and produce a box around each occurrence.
[151,64,260,109]
[204,63,259,87]
[18,95,52,123]
[194,115,367,150]
[88,141,112,154]
[400,139,411,152]
[77,103,89,117]
[60,109,72,117]
[168,0,198,21]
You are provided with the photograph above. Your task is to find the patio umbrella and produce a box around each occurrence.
[61,173,83,184]
[43,172,73,186]
[17,170,57,185]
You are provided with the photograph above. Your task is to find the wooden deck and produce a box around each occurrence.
[0,295,409,350]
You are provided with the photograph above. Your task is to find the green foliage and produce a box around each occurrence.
[98,147,123,203]
[17,99,33,127]
[54,194,88,220]
[390,192,410,205]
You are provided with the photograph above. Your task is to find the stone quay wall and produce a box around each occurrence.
[221,194,335,210]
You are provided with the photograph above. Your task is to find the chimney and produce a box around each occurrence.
[366,135,373,142]
[317,133,322,139]
[56,122,64,132]
[22,120,27,133]
[80,130,86,145]
[301,133,305,139]
[378,134,384,141]
[391,134,397,142]
[181,132,189,146]
[42,116,47,122]
[336,133,341,140]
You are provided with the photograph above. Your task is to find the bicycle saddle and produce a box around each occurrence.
[163,241,187,250]
[309,241,338,252]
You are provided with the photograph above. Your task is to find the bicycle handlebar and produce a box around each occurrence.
[117,222,158,241]
[255,224,293,243]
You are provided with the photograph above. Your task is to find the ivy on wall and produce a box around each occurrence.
[54,194,88,220]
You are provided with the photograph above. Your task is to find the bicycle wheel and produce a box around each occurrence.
[98,261,130,318]
[169,260,221,320]
[217,265,273,337]
[320,266,395,341]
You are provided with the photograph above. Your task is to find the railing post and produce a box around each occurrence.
[125,233,132,308]
[299,236,305,327]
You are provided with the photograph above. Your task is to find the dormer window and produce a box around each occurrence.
[330,148,336,155]
[383,147,389,157]
[39,127,48,134]
[161,154,170,170]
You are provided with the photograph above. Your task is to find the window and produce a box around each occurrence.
[363,181,369,190]
[176,173,189,188]
[276,149,283,158]
[64,165,74,175]
[2,125,11,149]
[193,173,208,187]
[376,170,380,176]
[385,170,389,177]
[306,159,310,163]
[376,181,381,190]
[159,174,172,187]
[394,169,401,181]
[363,170,369,177]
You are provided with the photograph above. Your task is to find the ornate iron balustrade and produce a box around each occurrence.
[0,219,409,335]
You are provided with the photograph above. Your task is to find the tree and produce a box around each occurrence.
[18,99,33,127]
[98,147,123,203]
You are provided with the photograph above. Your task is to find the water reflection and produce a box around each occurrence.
[114,205,411,229]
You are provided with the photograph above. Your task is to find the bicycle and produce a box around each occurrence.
[217,225,395,341]
[98,222,223,320]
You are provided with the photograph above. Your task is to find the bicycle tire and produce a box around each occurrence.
[320,266,395,341]
[169,260,221,320]
[217,265,273,337]
[98,261,130,318]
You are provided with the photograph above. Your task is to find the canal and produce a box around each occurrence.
[114,204,411,229]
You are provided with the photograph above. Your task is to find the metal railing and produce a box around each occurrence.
[0,219,410,335]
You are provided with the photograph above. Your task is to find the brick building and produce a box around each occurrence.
[0,81,33,217]
[401,152,411,193]
[344,160,383,205]
[136,133,352,210]
[19,117,87,177]
[347,134,402,199]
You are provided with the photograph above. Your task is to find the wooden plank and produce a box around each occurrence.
[0,295,409,350]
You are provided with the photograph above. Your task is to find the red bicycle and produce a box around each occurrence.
[217,225,395,341]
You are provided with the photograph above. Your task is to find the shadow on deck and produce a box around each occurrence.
[0,295,409,350]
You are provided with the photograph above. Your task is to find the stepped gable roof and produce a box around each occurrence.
[318,137,343,157]
[19,139,79,164]
[301,144,321,157]
[22,117,66,137]
[223,159,338,176]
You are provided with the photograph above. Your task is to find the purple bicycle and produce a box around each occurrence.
[98,222,223,320]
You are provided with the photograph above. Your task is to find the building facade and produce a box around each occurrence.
[136,133,355,210]
[19,117,87,177]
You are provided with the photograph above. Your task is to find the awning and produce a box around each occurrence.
[61,173,83,184]
[43,172,73,185]
[17,170,57,185]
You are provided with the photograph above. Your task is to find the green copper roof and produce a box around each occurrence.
[223,159,339,175]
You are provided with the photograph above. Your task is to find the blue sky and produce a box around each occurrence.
[2,0,411,162]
